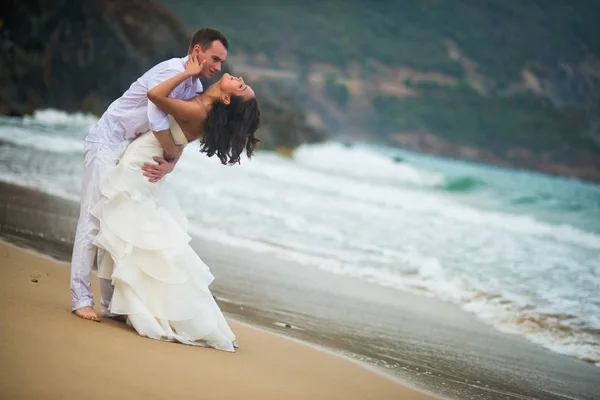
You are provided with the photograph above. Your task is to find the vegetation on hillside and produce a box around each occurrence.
[162,0,599,87]
[323,74,350,109]
[371,81,597,153]
[161,0,600,167]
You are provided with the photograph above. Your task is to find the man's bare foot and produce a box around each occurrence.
[73,306,101,322]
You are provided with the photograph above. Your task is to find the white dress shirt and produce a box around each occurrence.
[86,56,203,149]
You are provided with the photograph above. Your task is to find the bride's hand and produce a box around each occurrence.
[185,54,206,76]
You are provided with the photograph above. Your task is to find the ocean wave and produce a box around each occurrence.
[178,145,600,252]
[187,223,600,366]
[267,167,600,251]
[21,109,98,128]
[510,193,590,214]
[463,295,600,365]
[0,109,95,154]
[437,204,600,251]
[292,142,444,187]
[510,195,539,205]
[0,126,84,154]
[438,176,486,193]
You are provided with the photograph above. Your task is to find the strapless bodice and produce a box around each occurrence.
[168,115,188,145]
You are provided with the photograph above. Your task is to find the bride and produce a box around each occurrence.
[91,55,261,352]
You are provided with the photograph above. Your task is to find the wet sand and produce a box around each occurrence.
[1,181,599,399]
[0,241,435,400]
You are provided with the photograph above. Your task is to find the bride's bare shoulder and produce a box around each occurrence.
[165,95,207,125]
[186,95,209,120]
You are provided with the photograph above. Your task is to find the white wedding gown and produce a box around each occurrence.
[91,117,236,352]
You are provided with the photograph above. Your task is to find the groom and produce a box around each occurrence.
[71,28,229,322]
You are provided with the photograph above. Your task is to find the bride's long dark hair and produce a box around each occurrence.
[200,95,261,165]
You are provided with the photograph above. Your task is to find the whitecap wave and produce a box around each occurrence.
[293,142,444,186]
[188,223,600,366]
[22,109,98,128]
[0,126,84,154]
[0,109,96,154]
[181,145,600,252]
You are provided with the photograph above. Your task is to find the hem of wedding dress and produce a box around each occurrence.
[121,310,236,352]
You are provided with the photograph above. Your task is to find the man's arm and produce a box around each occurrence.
[143,57,208,182]
[152,128,184,161]
[141,128,184,183]
[147,68,186,137]
[147,66,205,123]
[142,68,187,182]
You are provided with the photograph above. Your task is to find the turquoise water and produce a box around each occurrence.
[1,110,599,366]
[374,144,600,234]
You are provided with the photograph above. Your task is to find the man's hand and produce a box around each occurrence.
[142,156,175,183]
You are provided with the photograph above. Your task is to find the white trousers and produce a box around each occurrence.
[70,141,118,314]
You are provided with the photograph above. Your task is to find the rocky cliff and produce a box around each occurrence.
[0,0,324,149]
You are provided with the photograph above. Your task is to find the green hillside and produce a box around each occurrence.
[162,0,599,86]
[159,0,600,178]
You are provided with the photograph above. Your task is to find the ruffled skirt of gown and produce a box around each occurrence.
[91,131,236,352]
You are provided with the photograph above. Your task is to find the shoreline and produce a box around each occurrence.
[0,240,434,400]
[388,134,600,183]
[2,181,599,400]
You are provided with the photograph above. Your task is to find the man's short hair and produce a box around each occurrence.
[189,28,229,52]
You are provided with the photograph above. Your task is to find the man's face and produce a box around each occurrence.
[192,40,227,79]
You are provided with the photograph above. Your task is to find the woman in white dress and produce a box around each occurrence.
[91,55,260,352]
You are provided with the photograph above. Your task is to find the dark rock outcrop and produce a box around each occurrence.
[0,0,324,150]
[1,0,189,115]
[249,88,325,151]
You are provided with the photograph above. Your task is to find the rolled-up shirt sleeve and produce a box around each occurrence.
[147,68,185,131]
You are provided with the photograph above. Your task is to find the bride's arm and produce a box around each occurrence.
[147,60,207,163]
[147,75,202,122]
[147,58,208,123]
[144,56,207,181]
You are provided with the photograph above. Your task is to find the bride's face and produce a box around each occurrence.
[219,73,255,101]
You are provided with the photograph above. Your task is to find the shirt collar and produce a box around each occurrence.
[180,55,195,88]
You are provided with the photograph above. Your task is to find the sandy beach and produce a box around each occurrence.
[0,241,433,400]
[1,182,599,400]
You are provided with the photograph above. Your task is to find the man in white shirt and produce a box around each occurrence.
[71,28,229,322]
